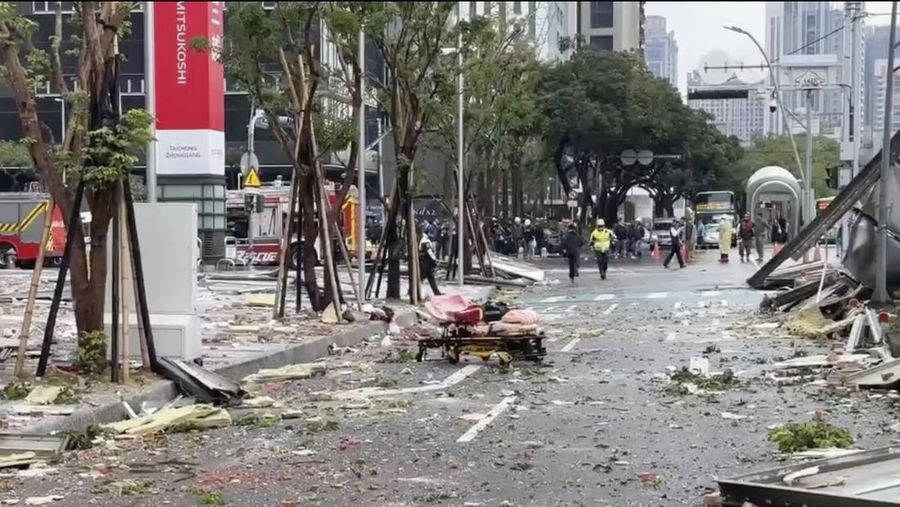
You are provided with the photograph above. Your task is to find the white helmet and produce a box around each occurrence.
[514,217,521,224]
[524,219,531,226]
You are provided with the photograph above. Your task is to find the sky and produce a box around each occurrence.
[644,1,896,96]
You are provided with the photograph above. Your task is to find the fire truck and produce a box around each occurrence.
[225,181,374,268]
[0,193,67,269]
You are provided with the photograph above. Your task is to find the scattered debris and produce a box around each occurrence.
[242,363,326,384]
[23,496,63,506]
[103,404,231,436]
[22,387,61,405]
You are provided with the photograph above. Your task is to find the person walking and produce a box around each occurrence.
[753,213,768,263]
[663,219,685,269]
[718,215,733,263]
[737,213,754,262]
[418,229,442,296]
[633,219,646,258]
[613,219,627,259]
[562,223,583,283]
[589,219,614,279]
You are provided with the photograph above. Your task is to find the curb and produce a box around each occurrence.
[24,310,419,435]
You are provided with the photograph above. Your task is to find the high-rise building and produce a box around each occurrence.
[764,1,845,136]
[459,2,574,62]
[871,58,900,136]
[643,15,678,86]
[574,1,644,52]
[864,24,890,132]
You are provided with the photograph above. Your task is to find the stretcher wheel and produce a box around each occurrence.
[447,346,460,364]
[497,351,513,367]
[415,348,425,362]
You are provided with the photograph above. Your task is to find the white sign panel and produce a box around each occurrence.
[156,129,225,176]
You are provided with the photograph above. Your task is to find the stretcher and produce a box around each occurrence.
[417,295,546,366]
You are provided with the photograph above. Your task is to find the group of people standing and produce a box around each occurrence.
[488,217,543,259]
[716,214,790,263]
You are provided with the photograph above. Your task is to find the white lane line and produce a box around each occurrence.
[545,306,558,313]
[665,332,677,341]
[593,294,615,301]
[540,296,566,303]
[457,396,517,443]
[564,304,577,313]
[603,303,618,315]
[647,292,667,299]
[700,290,721,297]
[560,338,581,352]
[334,365,482,399]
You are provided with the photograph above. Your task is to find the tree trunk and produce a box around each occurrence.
[299,173,324,310]
[511,158,522,218]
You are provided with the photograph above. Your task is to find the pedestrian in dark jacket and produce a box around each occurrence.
[562,223,584,283]
[737,214,754,262]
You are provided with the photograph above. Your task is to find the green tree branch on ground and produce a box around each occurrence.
[735,135,838,199]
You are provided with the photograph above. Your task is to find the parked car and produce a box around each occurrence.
[651,218,675,247]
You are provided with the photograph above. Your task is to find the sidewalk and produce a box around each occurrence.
[0,269,497,434]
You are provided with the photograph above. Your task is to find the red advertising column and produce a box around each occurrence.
[153,1,224,176]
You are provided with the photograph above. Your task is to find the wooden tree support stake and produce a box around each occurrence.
[15,198,54,378]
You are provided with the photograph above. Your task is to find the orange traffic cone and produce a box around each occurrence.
[651,242,661,259]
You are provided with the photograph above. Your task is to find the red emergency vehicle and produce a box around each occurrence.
[0,193,66,268]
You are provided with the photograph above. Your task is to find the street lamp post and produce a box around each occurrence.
[144,1,156,203]
[873,0,898,307]
[723,26,804,187]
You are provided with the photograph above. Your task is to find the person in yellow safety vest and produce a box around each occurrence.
[589,219,614,280]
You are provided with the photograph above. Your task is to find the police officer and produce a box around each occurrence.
[589,219,614,280]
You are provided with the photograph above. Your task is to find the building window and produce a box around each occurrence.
[590,35,613,51]
[513,1,521,14]
[590,1,614,29]
[32,1,74,14]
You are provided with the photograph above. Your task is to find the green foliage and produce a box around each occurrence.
[75,330,107,375]
[189,487,226,506]
[0,139,33,168]
[65,425,108,451]
[736,135,839,198]
[1,381,31,400]
[77,108,153,190]
[768,420,854,453]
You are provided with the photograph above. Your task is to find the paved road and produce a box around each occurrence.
[12,250,898,506]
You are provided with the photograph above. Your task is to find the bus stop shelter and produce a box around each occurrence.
[746,166,801,229]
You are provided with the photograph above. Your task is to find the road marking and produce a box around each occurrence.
[560,338,580,352]
[665,332,677,341]
[545,306,558,313]
[700,290,721,297]
[647,292,667,299]
[457,396,517,443]
[564,304,577,313]
[334,365,482,399]
[603,303,618,315]
[593,294,615,301]
[540,296,566,303]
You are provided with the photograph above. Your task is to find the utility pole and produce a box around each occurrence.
[841,1,863,254]
[874,0,897,307]
[456,26,465,288]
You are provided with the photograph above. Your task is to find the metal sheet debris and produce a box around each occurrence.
[719,445,900,506]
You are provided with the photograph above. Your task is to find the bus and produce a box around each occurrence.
[694,191,738,247]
